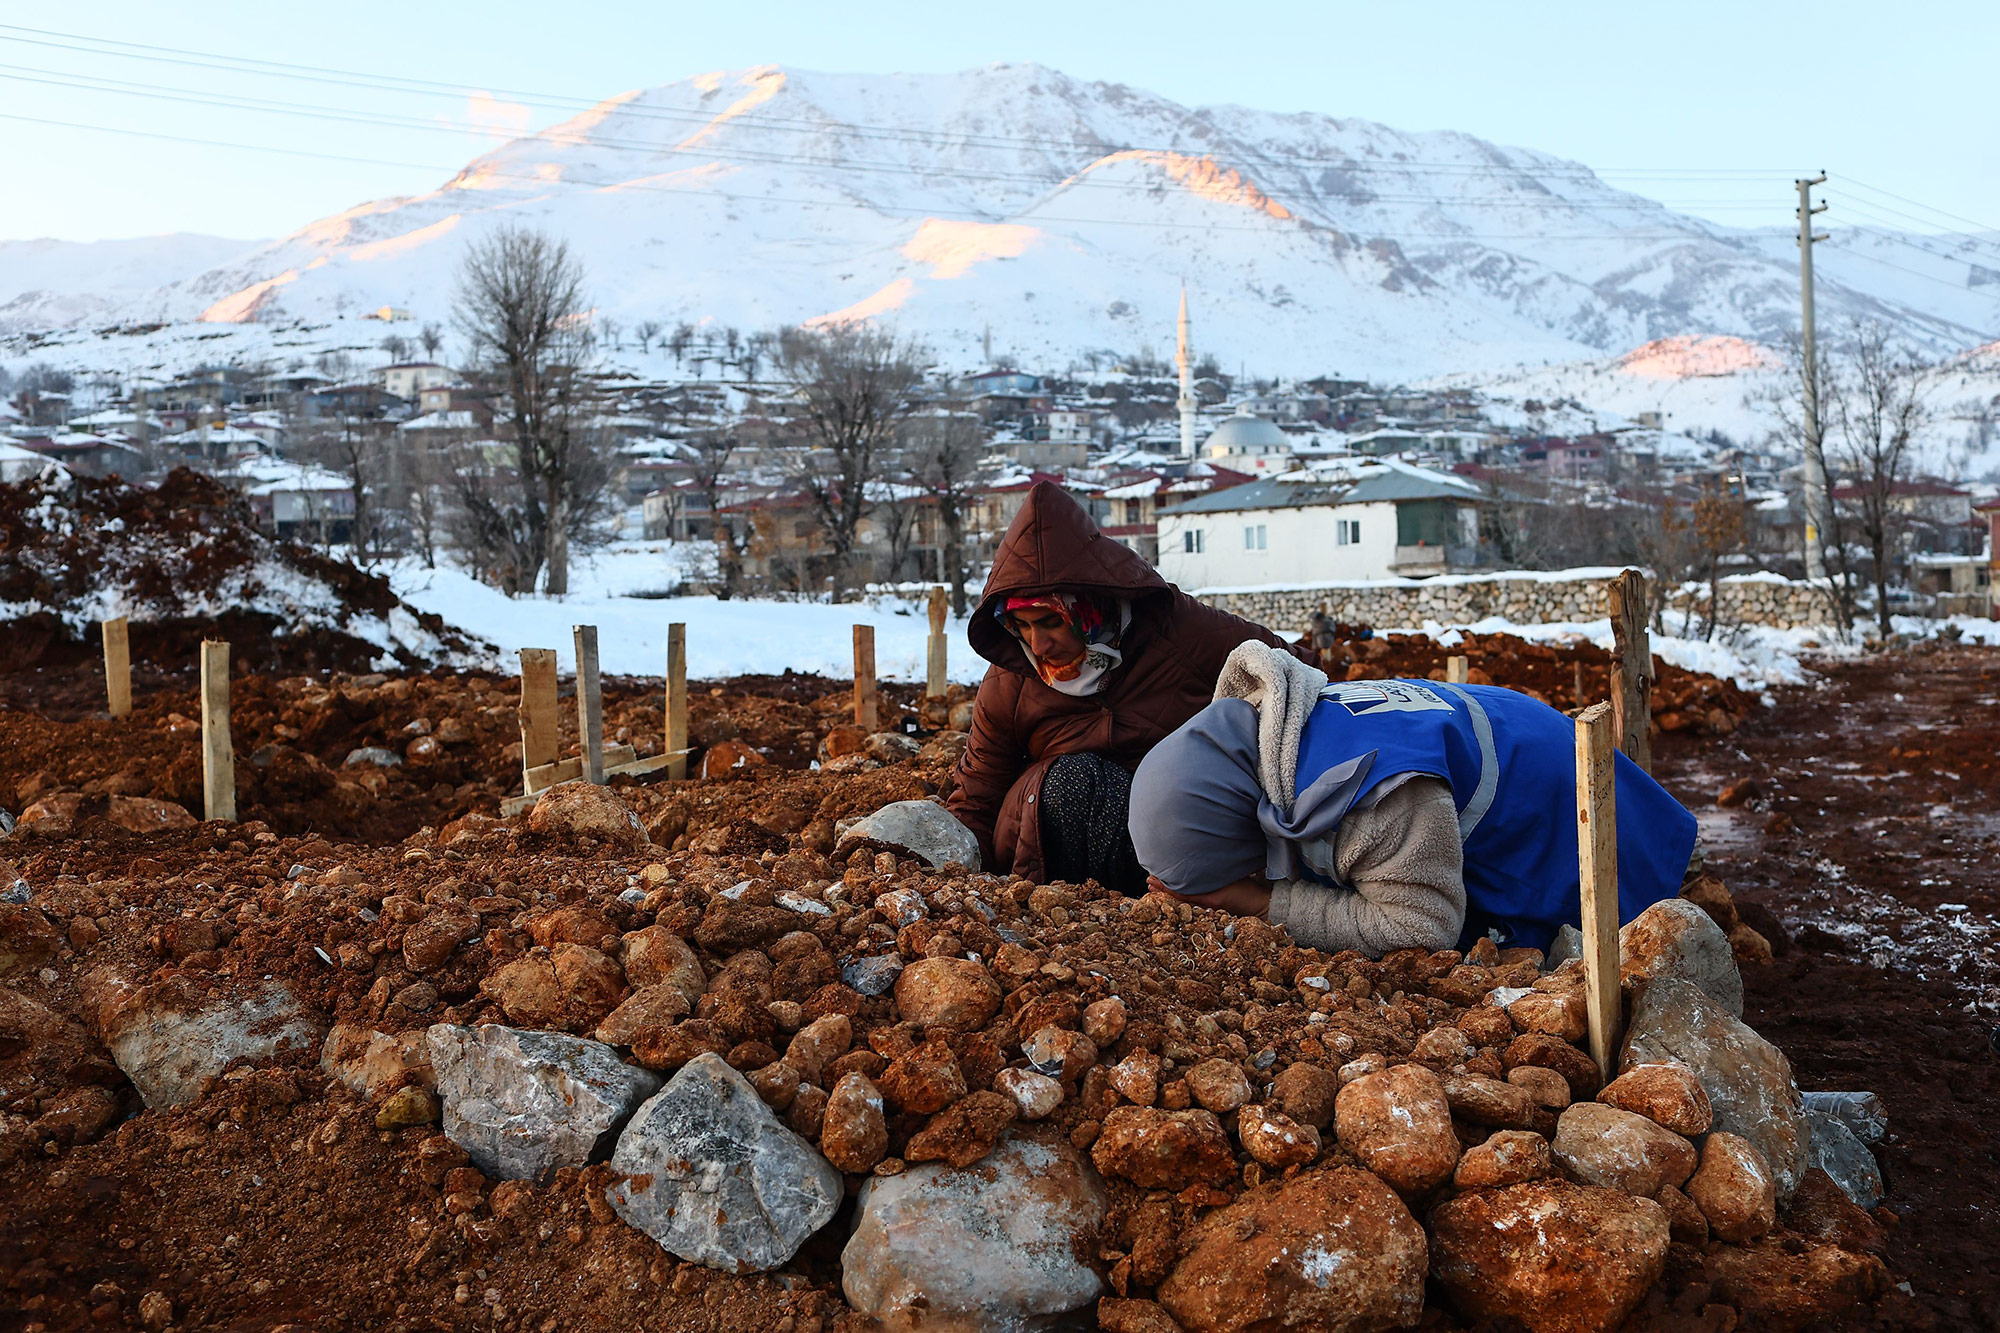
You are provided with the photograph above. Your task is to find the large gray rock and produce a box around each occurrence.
[608,1052,842,1274]
[843,1135,1107,1332]
[1619,898,1744,1016]
[1622,978,1810,1203]
[835,799,981,870]
[1805,1108,1884,1209]
[427,1024,660,1181]
[1802,1090,1888,1144]
[87,974,322,1110]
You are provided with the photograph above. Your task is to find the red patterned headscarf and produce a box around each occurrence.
[998,592,1127,693]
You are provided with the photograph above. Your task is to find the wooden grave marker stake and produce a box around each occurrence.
[926,587,949,700]
[574,624,605,784]
[667,623,689,781]
[853,624,879,732]
[1445,654,1469,685]
[517,648,561,785]
[1609,568,1653,773]
[1574,700,1622,1078]
[199,639,236,822]
[102,616,131,718]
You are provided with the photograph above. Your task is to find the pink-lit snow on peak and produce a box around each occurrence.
[1068,151,1293,221]
[900,219,1042,279]
[806,278,915,327]
[1616,336,1780,380]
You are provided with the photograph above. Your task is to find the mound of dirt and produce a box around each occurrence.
[0,468,486,684]
[1303,626,1756,736]
[0,776,1893,1332]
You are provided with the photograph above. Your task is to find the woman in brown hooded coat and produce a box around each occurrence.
[945,481,1310,891]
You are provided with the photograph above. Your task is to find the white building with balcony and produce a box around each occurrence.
[1156,458,1488,587]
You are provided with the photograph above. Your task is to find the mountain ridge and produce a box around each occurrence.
[4,63,1996,378]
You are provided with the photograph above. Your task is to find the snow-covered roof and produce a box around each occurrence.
[159,424,267,446]
[214,454,353,494]
[1101,477,1163,500]
[399,409,480,432]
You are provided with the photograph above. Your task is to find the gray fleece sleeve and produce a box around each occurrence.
[1267,777,1467,956]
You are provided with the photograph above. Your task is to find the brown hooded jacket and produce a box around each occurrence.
[945,481,1309,880]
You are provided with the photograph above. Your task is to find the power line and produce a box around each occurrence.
[0,65,1804,218]
[0,22,1805,183]
[0,108,1766,242]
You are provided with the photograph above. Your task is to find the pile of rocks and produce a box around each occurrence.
[280,782,1886,1332]
[2,761,1892,1331]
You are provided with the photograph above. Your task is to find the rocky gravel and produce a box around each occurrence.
[0,646,1927,1332]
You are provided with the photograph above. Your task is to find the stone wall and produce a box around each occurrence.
[1196,570,1837,637]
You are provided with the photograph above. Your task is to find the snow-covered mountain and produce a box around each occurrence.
[9,64,2000,379]
[0,234,263,332]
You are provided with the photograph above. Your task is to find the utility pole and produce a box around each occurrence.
[1797,173,1831,581]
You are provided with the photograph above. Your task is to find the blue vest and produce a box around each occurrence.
[1291,679,1696,953]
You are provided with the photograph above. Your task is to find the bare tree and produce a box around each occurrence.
[1826,321,1936,636]
[301,412,390,562]
[686,431,747,599]
[599,317,622,350]
[871,484,923,584]
[635,320,662,353]
[418,323,445,359]
[773,325,928,602]
[381,334,411,362]
[453,225,613,595]
[1689,484,1748,641]
[668,322,694,367]
[905,405,986,613]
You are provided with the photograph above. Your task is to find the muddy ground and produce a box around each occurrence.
[0,635,1991,1331]
[1650,645,2000,1331]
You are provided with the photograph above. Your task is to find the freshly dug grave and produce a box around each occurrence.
[0,668,944,845]
[1,762,1899,1333]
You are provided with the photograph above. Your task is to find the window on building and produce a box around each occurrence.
[1243,524,1267,550]
[1336,519,1360,546]
[1183,529,1204,554]
[1125,500,1142,525]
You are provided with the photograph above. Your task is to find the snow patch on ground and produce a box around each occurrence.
[387,551,984,684]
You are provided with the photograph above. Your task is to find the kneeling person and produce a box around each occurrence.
[1128,646,1697,957]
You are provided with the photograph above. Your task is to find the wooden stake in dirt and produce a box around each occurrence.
[1574,700,1622,1078]
[199,639,236,823]
[102,616,131,718]
[1609,569,1653,773]
[853,624,879,732]
[666,622,688,781]
[925,588,949,700]
[574,625,605,784]
[517,648,561,779]
[1445,654,1469,685]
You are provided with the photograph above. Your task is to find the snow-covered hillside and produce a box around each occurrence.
[1432,335,2000,477]
[7,64,1998,382]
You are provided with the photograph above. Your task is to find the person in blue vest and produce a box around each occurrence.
[1126,642,1697,957]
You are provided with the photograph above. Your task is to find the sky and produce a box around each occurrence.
[2,1,1995,244]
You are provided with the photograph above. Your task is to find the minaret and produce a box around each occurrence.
[1175,285,1197,459]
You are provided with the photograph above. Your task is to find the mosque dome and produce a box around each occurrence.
[1204,408,1289,456]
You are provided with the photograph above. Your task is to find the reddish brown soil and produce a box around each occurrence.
[5,640,1986,1333]
[1652,645,2000,1331]
[1310,626,1757,737]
